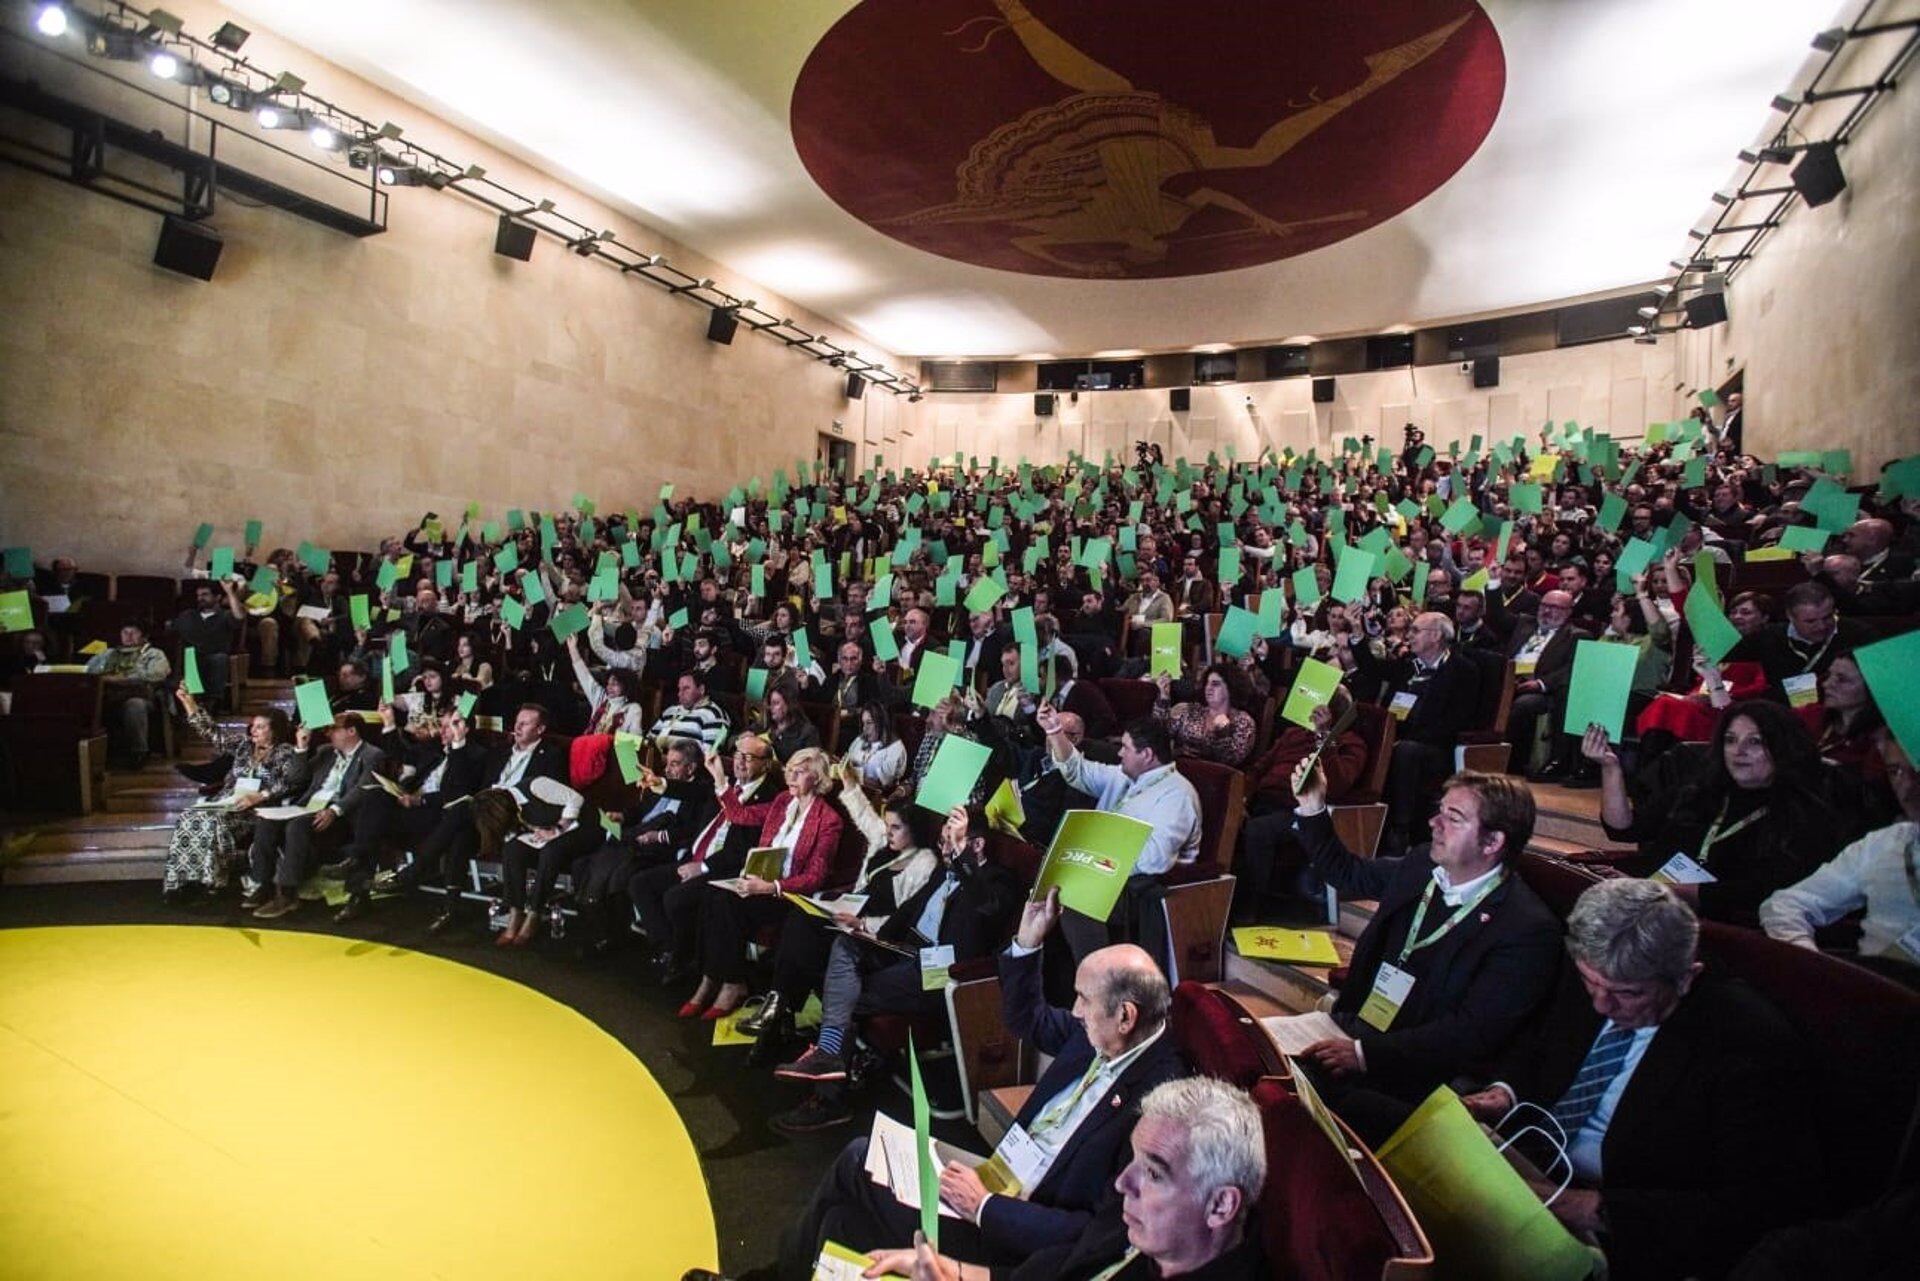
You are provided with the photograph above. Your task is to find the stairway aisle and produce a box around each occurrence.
[1,679,297,886]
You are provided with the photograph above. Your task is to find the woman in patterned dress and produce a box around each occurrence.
[161,687,305,900]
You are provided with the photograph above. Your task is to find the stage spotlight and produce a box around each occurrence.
[149,51,179,79]
[1627,325,1647,336]
[256,105,282,128]
[378,165,431,187]
[1636,305,1658,319]
[34,4,68,37]
[211,21,250,52]
[1770,94,1798,114]
[309,124,339,150]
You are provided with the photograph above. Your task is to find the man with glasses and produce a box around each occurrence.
[1503,590,1589,780]
[633,733,777,985]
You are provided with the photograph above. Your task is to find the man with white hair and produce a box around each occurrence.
[1454,878,1813,1280]
[862,1075,1268,1280]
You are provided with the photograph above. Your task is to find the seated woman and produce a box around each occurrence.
[841,701,908,793]
[740,762,939,1059]
[1152,660,1257,767]
[763,678,821,763]
[563,631,647,787]
[1584,699,1879,926]
[449,631,494,690]
[1635,590,1773,752]
[401,662,460,741]
[1804,652,1890,795]
[682,746,845,1019]
[162,687,306,901]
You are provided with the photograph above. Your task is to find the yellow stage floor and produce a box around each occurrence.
[0,925,717,1279]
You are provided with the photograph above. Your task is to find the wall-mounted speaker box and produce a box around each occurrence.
[706,308,739,344]
[845,373,866,400]
[493,215,536,262]
[1035,393,1055,417]
[1685,294,1729,328]
[1169,388,1191,412]
[1311,377,1336,404]
[154,214,222,280]
[1473,355,1500,389]
[1791,142,1846,207]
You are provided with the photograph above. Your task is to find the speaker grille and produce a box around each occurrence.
[920,361,998,393]
[153,215,222,281]
[493,215,536,262]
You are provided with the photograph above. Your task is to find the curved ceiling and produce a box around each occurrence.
[228,0,1838,358]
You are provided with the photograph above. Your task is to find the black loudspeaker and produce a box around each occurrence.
[1685,294,1729,328]
[1035,393,1055,417]
[1170,388,1191,413]
[1473,355,1500,389]
[153,214,221,280]
[493,215,536,262]
[706,308,739,345]
[1791,142,1846,208]
[845,373,865,400]
[1311,377,1335,404]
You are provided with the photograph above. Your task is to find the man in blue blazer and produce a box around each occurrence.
[760,887,1186,1280]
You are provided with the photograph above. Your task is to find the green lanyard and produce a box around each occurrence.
[1086,1249,1141,1281]
[1034,1055,1106,1134]
[1397,871,1506,965]
[1698,800,1768,867]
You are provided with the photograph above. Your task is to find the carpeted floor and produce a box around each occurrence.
[0,881,963,1276]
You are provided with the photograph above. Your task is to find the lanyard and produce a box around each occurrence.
[1034,1055,1106,1134]
[1788,629,1835,674]
[1397,870,1506,965]
[1903,834,1920,903]
[1698,800,1768,867]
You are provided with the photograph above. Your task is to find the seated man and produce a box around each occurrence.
[648,669,731,755]
[246,713,389,920]
[1344,611,1480,851]
[766,889,1184,1279]
[1288,760,1562,1135]
[167,579,244,706]
[1034,704,1202,963]
[83,620,170,766]
[769,804,1021,1133]
[855,1076,1268,1281]
[1459,879,1815,1280]
[1234,687,1369,917]
[1017,711,1096,848]
[568,737,718,955]
[1725,581,1868,703]
[1501,590,1587,779]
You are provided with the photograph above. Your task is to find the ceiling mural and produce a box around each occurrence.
[791,0,1504,279]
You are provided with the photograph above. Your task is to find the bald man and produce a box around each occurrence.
[764,889,1185,1279]
[1843,517,1911,584]
[1506,590,1590,781]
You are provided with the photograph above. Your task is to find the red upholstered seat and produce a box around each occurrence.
[1094,677,1158,725]
[1172,982,1286,1089]
[1343,703,1396,805]
[984,829,1043,886]
[1251,1077,1398,1281]
[1698,921,1920,1204]
[1169,756,1246,880]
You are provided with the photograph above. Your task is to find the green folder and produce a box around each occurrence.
[915,734,992,816]
[869,616,900,663]
[1331,548,1377,604]
[293,679,335,731]
[388,631,410,678]
[1281,657,1343,729]
[913,650,962,709]
[1597,493,1627,533]
[0,590,31,633]
[1779,525,1830,553]
[1439,498,1479,535]
[455,691,478,719]
[1215,605,1258,658]
[548,604,590,641]
[1218,545,1242,585]
[1149,622,1182,677]
[1562,639,1640,740]
[1509,483,1543,514]
[182,646,205,696]
[1854,630,1920,762]
[1031,810,1152,921]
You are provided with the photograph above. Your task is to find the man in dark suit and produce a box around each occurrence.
[245,713,391,920]
[385,703,570,933]
[1459,879,1814,1281]
[770,888,1184,1278]
[1501,592,1588,779]
[566,737,718,955]
[1348,611,1482,851]
[1047,658,1120,742]
[1726,581,1870,702]
[959,609,1012,693]
[1484,554,1542,645]
[328,705,488,921]
[1289,762,1562,1132]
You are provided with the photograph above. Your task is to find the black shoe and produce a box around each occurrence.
[770,1092,852,1135]
[373,866,418,893]
[775,1044,848,1082]
[746,1012,795,1068]
[425,907,459,935]
[646,955,693,987]
[333,894,370,923]
[318,858,357,880]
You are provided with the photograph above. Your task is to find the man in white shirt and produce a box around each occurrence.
[1035,703,1202,964]
[1761,732,1920,973]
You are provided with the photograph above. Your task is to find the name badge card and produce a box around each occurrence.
[1782,673,1819,708]
[1388,691,1419,721]
[1653,853,1718,885]
[1358,961,1416,1031]
[977,1122,1044,1197]
[919,944,956,991]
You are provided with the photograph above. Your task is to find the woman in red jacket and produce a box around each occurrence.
[681,747,846,1019]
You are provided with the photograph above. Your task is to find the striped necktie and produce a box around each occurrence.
[1551,1024,1636,1137]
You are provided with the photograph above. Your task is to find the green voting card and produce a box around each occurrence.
[1562,639,1639,740]
[1331,548,1377,604]
[293,678,334,731]
[210,547,234,580]
[915,734,992,816]
[1032,810,1152,921]
[1292,565,1323,610]
[869,616,900,663]
[909,1031,939,1251]
[912,650,961,709]
[1282,657,1343,729]
[963,575,1006,613]
[182,646,204,696]
[1214,606,1258,658]
[349,595,371,631]
[549,604,589,641]
[1855,630,1920,763]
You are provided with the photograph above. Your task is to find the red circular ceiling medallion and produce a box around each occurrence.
[792,0,1504,280]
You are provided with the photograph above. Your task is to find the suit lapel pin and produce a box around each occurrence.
[1479,912,1492,923]
[1110,1095,1123,1108]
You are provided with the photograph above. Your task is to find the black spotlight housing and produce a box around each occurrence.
[493,214,535,262]
[1790,142,1846,207]
[706,307,739,345]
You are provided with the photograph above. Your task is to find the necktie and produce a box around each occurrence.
[1551,1024,1636,1137]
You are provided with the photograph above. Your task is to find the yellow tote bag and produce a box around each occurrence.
[1376,1087,1600,1281]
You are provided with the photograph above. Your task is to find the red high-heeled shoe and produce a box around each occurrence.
[676,999,706,1018]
